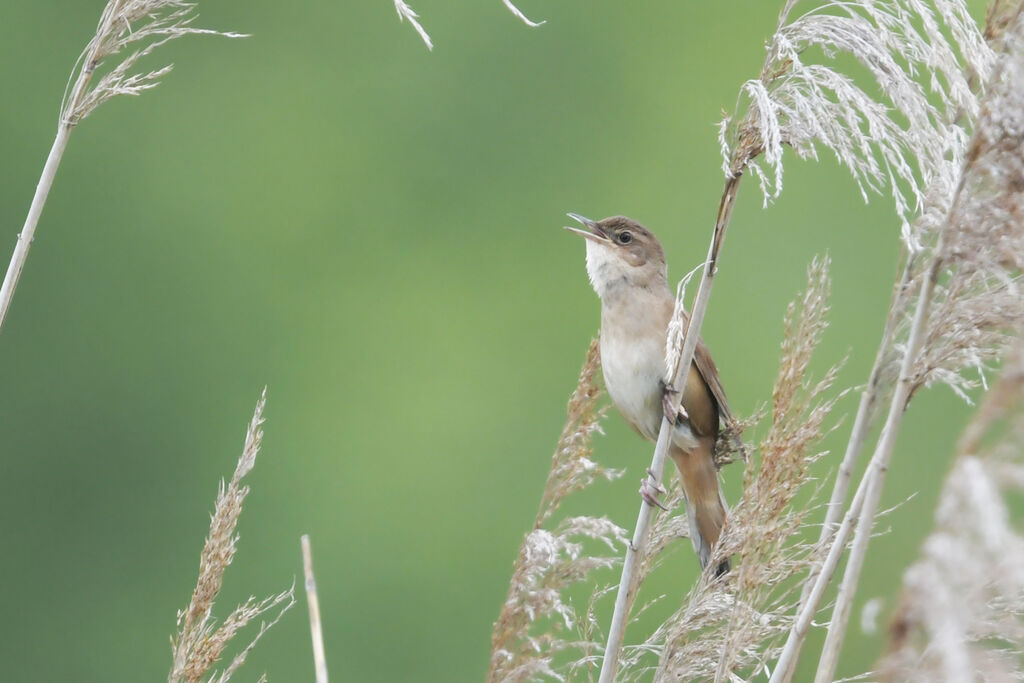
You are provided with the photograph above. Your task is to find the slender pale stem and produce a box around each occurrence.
[768,445,872,683]
[818,255,914,543]
[778,256,916,683]
[0,6,108,333]
[771,257,942,683]
[302,535,330,683]
[812,254,941,683]
[810,143,974,676]
[598,175,742,683]
[0,125,73,330]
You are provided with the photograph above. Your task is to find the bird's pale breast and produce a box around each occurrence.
[600,296,701,452]
[600,328,664,442]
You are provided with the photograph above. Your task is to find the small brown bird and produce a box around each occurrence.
[566,213,733,574]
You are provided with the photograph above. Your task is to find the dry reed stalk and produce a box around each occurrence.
[302,535,330,683]
[0,0,242,332]
[168,390,295,683]
[813,256,913,554]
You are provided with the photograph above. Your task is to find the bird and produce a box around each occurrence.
[565,213,733,575]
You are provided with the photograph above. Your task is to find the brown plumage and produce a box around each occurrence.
[566,214,732,574]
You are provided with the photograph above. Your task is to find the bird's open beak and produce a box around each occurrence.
[563,213,610,244]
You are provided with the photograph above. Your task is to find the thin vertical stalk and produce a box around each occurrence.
[768,445,871,683]
[812,253,942,683]
[778,256,916,683]
[302,535,330,683]
[818,255,914,543]
[598,174,742,683]
[771,242,950,682]
[810,142,976,676]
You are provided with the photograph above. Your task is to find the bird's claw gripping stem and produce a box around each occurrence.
[639,468,669,511]
[662,382,689,425]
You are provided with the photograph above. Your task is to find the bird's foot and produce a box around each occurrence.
[639,469,669,511]
[661,382,689,425]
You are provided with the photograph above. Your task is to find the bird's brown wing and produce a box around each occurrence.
[694,338,733,425]
[694,336,746,461]
[661,298,740,439]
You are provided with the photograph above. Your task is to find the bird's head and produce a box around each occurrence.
[565,214,668,299]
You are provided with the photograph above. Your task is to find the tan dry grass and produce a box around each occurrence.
[168,390,294,683]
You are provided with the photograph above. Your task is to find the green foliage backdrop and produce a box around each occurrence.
[0,1,985,680]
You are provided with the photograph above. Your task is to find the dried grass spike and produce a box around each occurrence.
[168,389,294,683]
[489,339,627,682]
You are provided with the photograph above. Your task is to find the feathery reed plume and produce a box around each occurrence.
[621,258,840,682]
[721,0,991,239]
[912,10,1024,402]
[393,0,543,50]
[721,1,991,568]
[0,0,242,332]
[62,2,245,126]
[169,390,295,683]
[489,339,628,682]
[877,335,1024,681]
[533,339,619,527]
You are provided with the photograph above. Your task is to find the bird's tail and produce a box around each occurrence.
[671,441,730,576]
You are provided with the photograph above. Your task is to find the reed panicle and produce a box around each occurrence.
[168,390,295,683]
[62,0,246,126]
[722,0,993,242]
[488,340,628,682]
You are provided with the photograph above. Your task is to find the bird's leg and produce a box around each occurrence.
[661,380,690,425]
[639,468,669,511]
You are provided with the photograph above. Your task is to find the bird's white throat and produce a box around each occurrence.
[584,240,629,300]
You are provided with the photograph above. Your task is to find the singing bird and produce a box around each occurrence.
[566,213,733,574]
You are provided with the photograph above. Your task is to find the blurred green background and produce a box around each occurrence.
[0,1,988,680]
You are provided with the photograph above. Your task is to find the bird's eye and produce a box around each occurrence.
[617,231,633,245]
